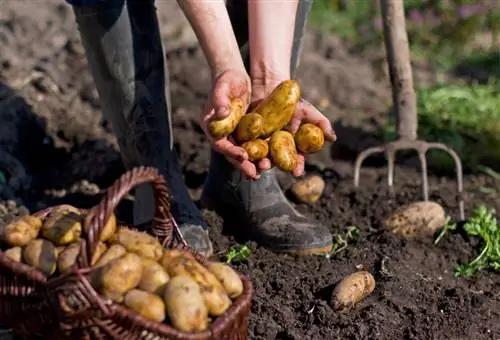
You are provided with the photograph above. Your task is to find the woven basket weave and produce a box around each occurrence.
[0,166,253,340]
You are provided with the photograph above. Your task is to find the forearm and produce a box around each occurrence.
[177,0,244,77]
[248,0,299,84]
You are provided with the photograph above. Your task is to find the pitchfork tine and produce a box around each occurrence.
[418,151,429,201]
[353,146,385,187]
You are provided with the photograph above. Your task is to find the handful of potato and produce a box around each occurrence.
[208,80,329,172]
[0,205,244,333]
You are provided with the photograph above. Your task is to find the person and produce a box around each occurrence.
[67,0,337,257]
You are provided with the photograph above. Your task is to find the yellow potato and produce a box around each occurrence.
[164,275,209,333]
[331,271,376,311]
[269,131,298,172]
[94,244,127,267]
[4,246,22,262]
[22,239,57,276]
[57,243,80,274]
[294,123,325,154]
[161,250,231,316]
[290,175,325,204]
[1,215,42,247]
[91,242,108,266]
[139,257,170,295]
[41,212,82,246]
[384,201,446,239]
[206,262,243,299]
[241,139,269,162]
[110,227,163,261]
[94,253,143,299]
[208,98,246,139]
[233,113,265,143]
[124,289,166,322]
[83,211,117,242]
[254,80,301,137]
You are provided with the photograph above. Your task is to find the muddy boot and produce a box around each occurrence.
[72,0,212,255]
[201,151,332,255]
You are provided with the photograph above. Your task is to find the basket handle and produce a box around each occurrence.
[76,166,189,268]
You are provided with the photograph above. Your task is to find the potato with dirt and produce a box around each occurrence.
[94,244,127,267]
[233,112,265,143]
[110,227,163,260]
[331,271,375,311]
[269,131,298,172]
[83,211,117,242]
[254,80,301,138]
[139,257,170,295]
[161,250,231,316]
[294,123,325,154]
[241,139,269,162]
[164,275,209,333]
[22,239,58,276]
[57,242,80,274]
[4,246,22,262]
[290,175,325,204]
[124,289,166,322]
[208,98,246,139]
[1,215,42,247]
[41,211,82,246]
[206,262,243,299]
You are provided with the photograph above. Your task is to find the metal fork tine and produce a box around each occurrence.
[353,146,386,187]
[386,150,396,188]
[418,151,429,201]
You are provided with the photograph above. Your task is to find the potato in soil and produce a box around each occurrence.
[161,250,232,316]
[254,80,301,138]
[57,242,80,274]
[124,289,166,322]
[94,244,127,267]
[4,246,22,262]
[294,123,325,154]
[41,211,82,246]
[233,112,265,142]
[23,239,58,276]
[269,131,298,172]
[164,275,209,333]
[290,175,325,204]
[206,262,243,299]
[331,271,375,311]
[139,257,170,295]
[83,211,117,242]
[242,139,269,162]
[1,215,42,247]
[208,98,246,139]
[110,227,163,260]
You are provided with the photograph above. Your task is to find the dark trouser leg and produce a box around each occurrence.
[202,0,332,255]
[72,0,212,255]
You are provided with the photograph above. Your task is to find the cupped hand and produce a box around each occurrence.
[201,69,261,179]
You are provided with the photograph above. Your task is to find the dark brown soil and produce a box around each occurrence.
[1,2,499,339]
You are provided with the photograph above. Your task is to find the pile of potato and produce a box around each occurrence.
[208,80,326,172]
[0,205,244,333]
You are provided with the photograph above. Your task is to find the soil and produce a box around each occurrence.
[1,1,499,340]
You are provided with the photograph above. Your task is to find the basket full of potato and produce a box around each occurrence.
[0,167,253,340]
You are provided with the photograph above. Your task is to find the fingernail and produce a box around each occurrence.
[254,174,261,180]
[216,107,229,118]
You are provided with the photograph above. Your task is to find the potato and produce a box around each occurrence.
[294,123,325,154]
[94,253,143,299]
[91,242,108,266]
[41,212,82,246]
[124,289,166,322]
[208,98,246,139]
[233,113,265,142]
[161,250,231,316]
[4,246,22,262]
[1,215,42,247]
[22,239,57,276]
[139,257,170,295]
[94,244,127,267]
[331,271,376,311]
[83,211,117,242]
[269,131,298,172]
[384,201,446,239]
[206,262,243,299]
[254,80,301,138]
[241,139,269,162]
[110,227,163,261]
[164,275,209,333]
[57,243,80,274]
[290,175,325,204]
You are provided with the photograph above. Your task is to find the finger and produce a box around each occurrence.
[257,158,272,171]
[212,138,248,162]
[226,156,259,179]
[295,100,337,141]
[292,154,305,177]
[212,81,232,119]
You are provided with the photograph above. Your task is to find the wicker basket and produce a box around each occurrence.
[0,166,253,340]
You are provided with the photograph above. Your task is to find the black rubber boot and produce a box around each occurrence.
[72,0,212,255]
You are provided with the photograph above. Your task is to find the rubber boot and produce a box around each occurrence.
[72,0,212,255]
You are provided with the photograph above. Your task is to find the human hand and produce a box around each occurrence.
[201,69,262,180]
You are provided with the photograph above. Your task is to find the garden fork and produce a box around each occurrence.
[353,0,465,220]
